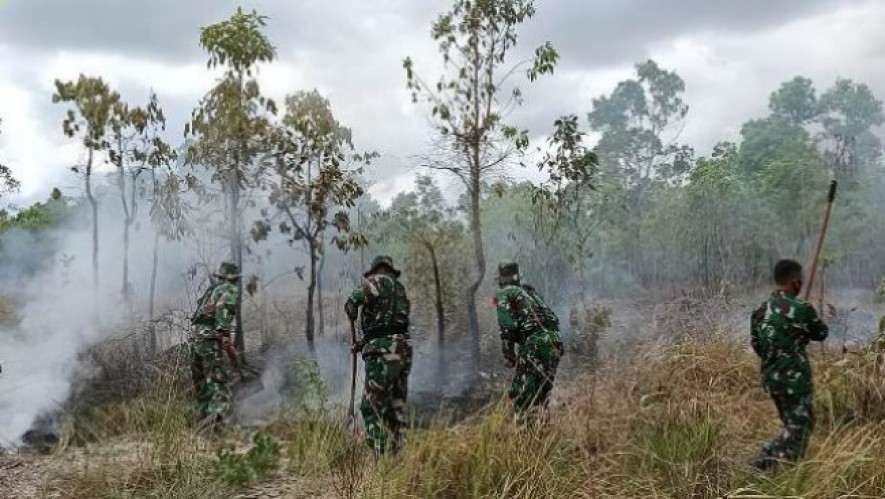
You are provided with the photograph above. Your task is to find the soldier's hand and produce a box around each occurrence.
[503,355,516,369]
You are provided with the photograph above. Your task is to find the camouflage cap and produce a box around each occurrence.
[498,261,520,285]
[213,261,241,280]
[364,255,400,278]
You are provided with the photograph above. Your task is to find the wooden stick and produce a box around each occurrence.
[348,319,358,430]
[804,180,838,301]
[804,180,837,355]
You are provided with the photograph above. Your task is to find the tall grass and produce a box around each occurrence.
[42,336,885,498]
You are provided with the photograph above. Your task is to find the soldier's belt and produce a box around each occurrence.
[362,325,409,340]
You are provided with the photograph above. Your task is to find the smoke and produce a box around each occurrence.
[0,183,197,444]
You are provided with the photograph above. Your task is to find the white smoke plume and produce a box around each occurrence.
[0,185,200,444]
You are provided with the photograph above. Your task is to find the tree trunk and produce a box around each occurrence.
[148,231,159,355]
[305,241,317,356]
[117,135,133,305]
[232,70,247,360]
[228,180,246,358]
[121,195,133,304]
[317,251,326,337]
[427,244,446,383]
[85,149,99,322]
[466,172,485,370]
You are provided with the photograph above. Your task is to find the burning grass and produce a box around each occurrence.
[36,335,885,498]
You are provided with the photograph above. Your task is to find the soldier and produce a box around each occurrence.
[190,261,240,430]
[751,259,828,471]
[345,255,412,454]
[495,261,564,418]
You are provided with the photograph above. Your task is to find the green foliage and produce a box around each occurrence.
[627,410,725,496]
[186,7,278,189]
[818,78,884,140]
[214,432,281,486]
[769,76,818,125]
[287,357,330,415]
[589,59,693,186]
[52,75,119,154]
[367,403,584,498]
[0,189,71,235]
[404,0,559,353]
[533,114,597,211]
[375,174,464,298]
[255,89,369,254]
[577,67,885,290]
[0,117,20,200]
[199,8,275,73]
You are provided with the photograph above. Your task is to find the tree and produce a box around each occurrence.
[587,60,693,283]
[403,0,558,367]
[769,76,818,126]
[140,105,183,354]
[0,117,21,201]
[818,78,884,181]
[107,92,171,304]
[380,175,464,381]
[253,89,369,355]
[53,75,120,300]
[186,8,277,354]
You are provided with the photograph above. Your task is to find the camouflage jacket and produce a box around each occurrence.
[191,281,239,340]
[497,284,560,345]
[750,291,828,396]
[345,272,410,339]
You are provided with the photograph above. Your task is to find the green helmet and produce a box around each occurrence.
[214,261,241,280]
[364,255,400,278]
[498,261,520,285]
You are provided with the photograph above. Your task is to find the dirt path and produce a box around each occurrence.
[0,452,65,499]
[1,445,340,499]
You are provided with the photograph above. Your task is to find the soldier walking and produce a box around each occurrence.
[190,261,241,430]
[345,256,412,454]
[751,259,828,470]
[495,261,564,418]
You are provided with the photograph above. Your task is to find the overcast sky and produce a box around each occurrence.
[0,0,882,204]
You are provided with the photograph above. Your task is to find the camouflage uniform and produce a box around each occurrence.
[190,262,240,426]
[496,262,564,416]
[345,256,412,454]
[751,290,828,467]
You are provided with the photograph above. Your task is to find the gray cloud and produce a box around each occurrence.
[1,0,883,205]
[0,0,849,70]
[525,0,849,69]
[0,0,436,64]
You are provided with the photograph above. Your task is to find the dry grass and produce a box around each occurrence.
[38,335,885,498]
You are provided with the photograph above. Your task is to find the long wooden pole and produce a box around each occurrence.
[804,180,837,355]
[804,180,838,301]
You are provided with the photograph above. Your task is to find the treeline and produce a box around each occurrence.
[0,1,883,361]
[367,64,885,326]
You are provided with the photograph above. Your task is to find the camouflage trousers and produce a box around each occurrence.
[757,390,815,464]
[190,339,232,424]
[510,329,563,415]
[360,334,412,454]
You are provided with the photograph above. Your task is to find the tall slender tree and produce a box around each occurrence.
[380,175,464,381]
[404,0,558,367]
[186,8,277,354]
[253,89,369,355]
[53,76,120,301]
[587,60,693,283]
[106,92,171,304]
